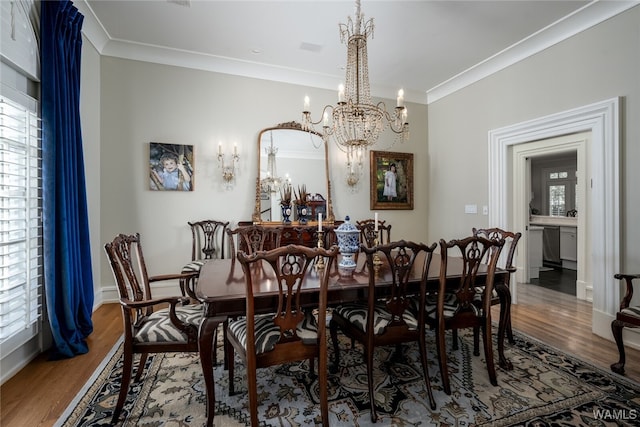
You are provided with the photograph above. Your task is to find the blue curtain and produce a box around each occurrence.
[41,0,94,359]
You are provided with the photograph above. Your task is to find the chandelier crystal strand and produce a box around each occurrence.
[260,131,282,193]
[302,0,409,187]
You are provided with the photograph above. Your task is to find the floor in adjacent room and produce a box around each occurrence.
[530,266,577,296]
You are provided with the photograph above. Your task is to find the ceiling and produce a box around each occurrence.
[78,1,629,104]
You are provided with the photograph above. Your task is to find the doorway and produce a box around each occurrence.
[488,97,620,340]
[512,132,589,301]
[529,150,579,296]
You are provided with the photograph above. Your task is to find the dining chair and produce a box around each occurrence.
[425,235,505,395]
[472,227,521,350]
[221,225,284,368]
[104,233,202,424]
[329,240,437,422]
[226,224,283,257]
[226,244,339,426]
[356,218,392,247]
[180,219,229,298]
[611,273,640,375]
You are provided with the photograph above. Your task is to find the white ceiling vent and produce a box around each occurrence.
[300,42,323,53]
[167,0,191,7]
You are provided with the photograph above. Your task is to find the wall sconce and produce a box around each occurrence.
[218,143,239,189]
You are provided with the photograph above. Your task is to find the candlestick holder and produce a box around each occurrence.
[372,237,383,275]
[315,230,325,271]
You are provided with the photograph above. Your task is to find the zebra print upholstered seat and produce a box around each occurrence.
[134,304,203,343]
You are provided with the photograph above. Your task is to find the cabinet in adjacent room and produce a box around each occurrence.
[560,226,577,270]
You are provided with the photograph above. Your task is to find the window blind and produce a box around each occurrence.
[0,96,42,345]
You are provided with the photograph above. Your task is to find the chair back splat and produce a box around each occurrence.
[329,239,437,422]
[225,244,339,426]
[189,219,230,261]
[356,218,392,247]
[105,233,202,424]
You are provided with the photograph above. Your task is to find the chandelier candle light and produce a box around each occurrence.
[260,131,282,193]
[302,0,409,186]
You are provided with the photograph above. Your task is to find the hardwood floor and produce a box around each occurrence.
[1,285,638,427]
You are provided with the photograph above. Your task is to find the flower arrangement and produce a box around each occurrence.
[280,183,292,207]
[295,184,309,206]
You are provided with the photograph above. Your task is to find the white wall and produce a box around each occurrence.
[427,7,640,339]
[97,57,428,299]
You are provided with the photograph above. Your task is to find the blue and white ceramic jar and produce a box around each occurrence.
[335,216,360,275]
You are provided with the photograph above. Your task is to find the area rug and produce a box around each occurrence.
[56,327,640,426]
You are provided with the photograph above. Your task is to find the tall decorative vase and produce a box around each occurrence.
[281,203,292,225]
[335,216,360,277]
[297,204,308,225]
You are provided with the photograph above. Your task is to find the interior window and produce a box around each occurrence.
[545,168,576,216]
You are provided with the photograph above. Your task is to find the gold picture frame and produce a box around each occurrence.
[370,150,414,210]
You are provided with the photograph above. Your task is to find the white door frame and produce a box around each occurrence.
[488,97,620,339]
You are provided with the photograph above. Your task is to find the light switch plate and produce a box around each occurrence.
[465,204,477,214]
[483,205,488,215]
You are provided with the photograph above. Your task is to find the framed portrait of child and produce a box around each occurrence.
[149,142,194,191]
[370,150,413,210]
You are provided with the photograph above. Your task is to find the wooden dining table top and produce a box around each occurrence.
[194,252,503,317]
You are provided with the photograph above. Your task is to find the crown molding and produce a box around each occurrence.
[426,1,639,104]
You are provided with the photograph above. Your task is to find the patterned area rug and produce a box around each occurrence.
[56,327,640,426]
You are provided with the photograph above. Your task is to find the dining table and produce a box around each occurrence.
[194,251,511,427]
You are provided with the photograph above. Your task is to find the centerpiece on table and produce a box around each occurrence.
[335,216,360,277]
[280,184,292,225]
[295,184,309,225]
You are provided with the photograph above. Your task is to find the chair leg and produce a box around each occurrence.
[112,347,134,424]
[418,332,436,410]
[309,357,316,378]
[451,329,459,351]
[436,327,451,395]
[226,338,236,395]
[134,353,148,382]
[506,318,515,344]
[365,344,377,423]
[610,319,626,374]
[318,347,330,426]
[482,322,498,386]
[473,326,480,356]
[223,319,229,369]
[329,319,341,374]
[247,358,259,427]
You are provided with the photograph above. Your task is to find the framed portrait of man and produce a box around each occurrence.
[149,142,194,191]
[369,150,413,210]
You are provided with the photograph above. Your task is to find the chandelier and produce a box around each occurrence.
[260,131,282,193]
[302,0,409,181]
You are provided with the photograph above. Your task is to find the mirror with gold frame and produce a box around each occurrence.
[252,122,334,224]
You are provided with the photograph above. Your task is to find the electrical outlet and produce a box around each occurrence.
[483,205,488,215]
